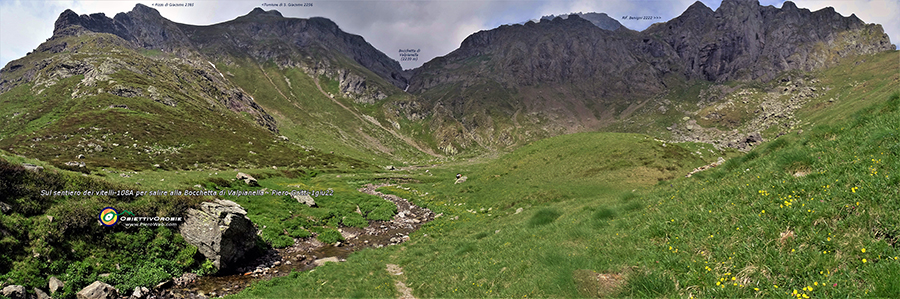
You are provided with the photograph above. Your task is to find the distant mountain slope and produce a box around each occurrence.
[48,5,407,90]
[0,30,311,170]
[403,0,894,154]
[0,4,435,168]
[0,1,895,162]
[643,0,895,82]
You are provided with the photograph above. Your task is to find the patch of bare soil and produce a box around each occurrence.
[573,269,626,298]
[386,264,416,299]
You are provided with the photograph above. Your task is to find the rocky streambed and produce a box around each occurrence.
[150,183,435,299]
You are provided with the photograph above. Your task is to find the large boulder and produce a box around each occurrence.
[76,281,118,299]
[236,172,258,186]
[179,200,257,271]
[291,192,316,207]
[1,285,26,299]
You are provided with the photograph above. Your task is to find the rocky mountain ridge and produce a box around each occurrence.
[644,0,895,82]
[32,4,406,104]
[539,12,624,31]
[402,0,894,153]
[1,0,896,158]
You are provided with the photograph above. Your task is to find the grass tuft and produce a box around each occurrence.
[529,208,562,227]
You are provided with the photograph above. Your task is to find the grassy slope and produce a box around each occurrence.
[618,92,900,298]
[227,52,898,298]
[229,132,721,298]
[612,50,900,142]
[2,27,895,299]
[0,33,316,171]
[228,96,899,298]
[797,51,899,127]
[216,58,430,164]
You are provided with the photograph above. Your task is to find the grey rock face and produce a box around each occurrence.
[414,0,892,94]
[179,200,257,271]
[1,285,26,299]
[76,281,118,299]
[404,0,893,152]
[645,0,894,82]
[53,4,193,52]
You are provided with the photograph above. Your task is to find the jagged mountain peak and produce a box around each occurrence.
[243,7,284,19]
[782,1,799,10]
[717,0,760,10]
[539,12,622,31]
[51,4,193,52]
[130,3,162,17]
[456,14,604,54]
[683,1,714,15]
[53,9,128,37]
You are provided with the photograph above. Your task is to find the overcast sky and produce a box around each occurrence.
[1,0,897,70]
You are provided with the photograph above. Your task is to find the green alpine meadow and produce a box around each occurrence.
[0,0,897,298]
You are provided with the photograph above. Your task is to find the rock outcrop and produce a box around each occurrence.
[34,288,51,299]
[236,172,258,186]
[1,285,26,299]
[291,193,316,207]
[48,276,64,294]
[76,281,118,299]
[179,200,257,271]
[53,4,194,52]
[21,163,44,172]
[131,286,150,299]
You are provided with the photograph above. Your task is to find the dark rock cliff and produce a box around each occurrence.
[401,0,893,153]
[411,0,894,94]
[645,0,895,82]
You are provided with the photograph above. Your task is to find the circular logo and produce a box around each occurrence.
[99,207,119,226]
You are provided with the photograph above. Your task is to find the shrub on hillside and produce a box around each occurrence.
[341,213,368,228]
[366,206,396,221]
